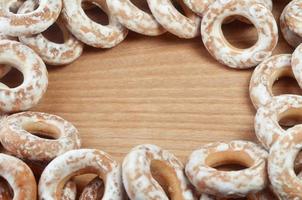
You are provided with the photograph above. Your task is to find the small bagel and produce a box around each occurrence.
[268,125,302,199]
[146,0,200,38]
[107,0,166,36]
[39,149,124,200]
[284,0,302,37]
[0,40,48,112]
[79,177,104,199]
[280,3,302,48]
[0,0,62,37]
[183,0,272,17]
[249,54,293,109]
[200,0,278,69]
[62,0,128,48]
[0,111,81,161]
[123,144,196,200]
[0,153,37,200]
[255,95,302,149]
[18,0,83,66]
[292,43,302,89]
[185,141,268,198]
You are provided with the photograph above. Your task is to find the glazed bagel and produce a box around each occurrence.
[39,149,124,200]
[284,0,302,37]
[123,144,196,200]
[79,177,104,199]
[0,0,62,37]
[18,0,83,66]
[268,125,302,199]
[107,0,166,36]
[249,54,293,109]
[185,141,268,198]
[146,0,200,38]
[0,40,48,113]
[0,111,81,161]
[200,0,278,69]
[254,95,302,149]
[0,153,37,200]
[62,0,128,48]
[292,43,302,89]
[280,2,302,48]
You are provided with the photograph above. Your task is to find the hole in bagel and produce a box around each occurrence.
[130,0,152,14]
[273,76,302,97]
[150,160,183,199]
[205,151,253,171]
[221,17,258,49]
[22,122,61,140]
[42,23,65,44]
[0,66,24,88]
[0,177,14,199]
[278,108,302,130]
[83,2,109,26]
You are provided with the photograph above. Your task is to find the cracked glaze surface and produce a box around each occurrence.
[0,40,48,113]
[185,140,268,198]
[183,0,272,17]
[0,0,62,36]
[0,111,81,161]
[39,149,124,200]
[280,2,302,48]
[62,0,128,48]
[146,0,200,38]
[292,43,302,89]
[249,54,293,109]
[255,95,302,149]
[123,144,196,200]
[268,125,302,199]
[18,0,83,66]
[107,0,166,36]
[284,0,302,37]
[0,153,37,200]
[200,0,278,69]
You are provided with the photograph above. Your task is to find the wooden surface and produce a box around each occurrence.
[5,1,298,165]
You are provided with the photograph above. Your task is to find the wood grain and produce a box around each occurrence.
[1,1,300,189]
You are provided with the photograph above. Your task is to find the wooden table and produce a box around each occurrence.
[3,0,299,190]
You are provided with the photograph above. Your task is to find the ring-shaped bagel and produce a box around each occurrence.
[62,0,128,48]
[249,54,293,109]
[17,0,83,66]
[254,95,302,149]
[268,125,302,199]
[280,3,302,48]
[185,141,268,198]
[0,0,62,36]
[284,0,302,37]
[200,0,278,69]
[123,144,196,200]
[146,0,200,38]
[39,149,124,200]
[0,111,81,161]
[0,40,48,113]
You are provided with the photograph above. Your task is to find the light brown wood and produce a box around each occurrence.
[1,0,301,194]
